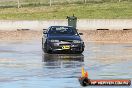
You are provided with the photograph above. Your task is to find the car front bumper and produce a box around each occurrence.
[47,42,84,53]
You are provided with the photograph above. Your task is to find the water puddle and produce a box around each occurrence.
[0,41,131,88]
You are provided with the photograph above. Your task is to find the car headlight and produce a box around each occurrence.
[73,40,83,43]
[49,40,59,43]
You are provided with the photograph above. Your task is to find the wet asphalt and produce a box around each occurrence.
[0,41,132,88]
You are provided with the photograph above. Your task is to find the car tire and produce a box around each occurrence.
[44,48,52,54]
[44,44,53,54]
[77,51,83,54]
[77,47,84,54]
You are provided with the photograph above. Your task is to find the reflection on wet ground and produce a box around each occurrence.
[43,54,84,68]
[0,41,132,88]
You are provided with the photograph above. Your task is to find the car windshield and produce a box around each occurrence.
[48,26,78,35]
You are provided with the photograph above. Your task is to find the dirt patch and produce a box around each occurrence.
[79,30,132,43]
[0,30,42,42]
[0,30,132,43]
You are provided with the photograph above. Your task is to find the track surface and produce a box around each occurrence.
[0,41,131,88]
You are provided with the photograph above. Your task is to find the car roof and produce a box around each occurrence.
[50,26,74,28]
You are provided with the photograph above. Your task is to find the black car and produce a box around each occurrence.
[42,26,85,54]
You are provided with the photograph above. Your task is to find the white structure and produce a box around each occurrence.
[0,19,131,30]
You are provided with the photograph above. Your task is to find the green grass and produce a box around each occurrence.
[0,1,131,20]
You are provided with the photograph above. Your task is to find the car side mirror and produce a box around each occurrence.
[43,29,47,31]
[79,33,83,35]
[43,31,47,34]
[43,29,47,34]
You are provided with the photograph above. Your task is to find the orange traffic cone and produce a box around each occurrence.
[81,67,85,77]
[80,67,91,86]
[79,67,131,86]
[81,67,88,78]
[84,71,88,78]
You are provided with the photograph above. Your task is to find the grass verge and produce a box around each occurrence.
[0,1,131,20]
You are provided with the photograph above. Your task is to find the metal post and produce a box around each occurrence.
[17,0,20,8]
[84,0,86,3]
[53,15,56,25]
[50,0,52,6]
